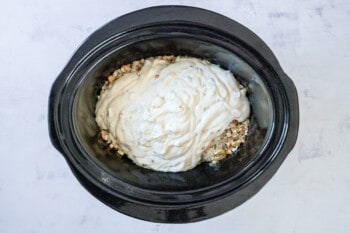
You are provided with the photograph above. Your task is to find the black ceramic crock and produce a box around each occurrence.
[48,6,299,223]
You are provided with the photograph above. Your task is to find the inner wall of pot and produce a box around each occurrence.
[73,38,273,191]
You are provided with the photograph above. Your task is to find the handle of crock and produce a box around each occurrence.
[280,73,299,154]
[48,77,65,155]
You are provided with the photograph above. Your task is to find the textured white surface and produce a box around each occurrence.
[0,0,349,232]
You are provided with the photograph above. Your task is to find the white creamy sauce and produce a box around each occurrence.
[95,57,250,172]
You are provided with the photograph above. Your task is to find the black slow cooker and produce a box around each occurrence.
[49,6,299,223]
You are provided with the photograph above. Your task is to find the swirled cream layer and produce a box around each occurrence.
[95,57,250,172]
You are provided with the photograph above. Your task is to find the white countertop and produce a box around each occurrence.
[1,0,349,232]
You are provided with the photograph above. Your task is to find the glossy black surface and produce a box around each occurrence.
[49,6,299,222]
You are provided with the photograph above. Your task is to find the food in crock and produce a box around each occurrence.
[95,56,250,172]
